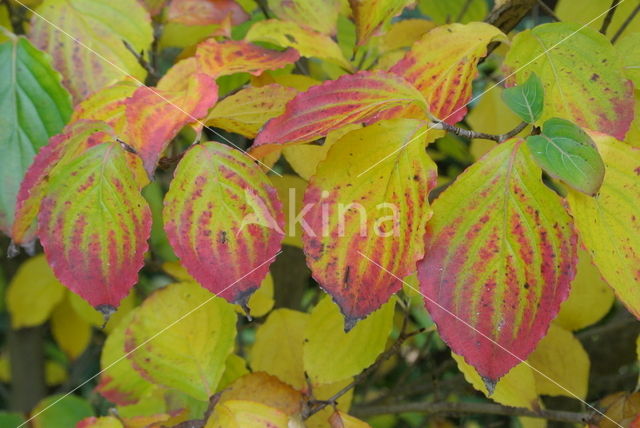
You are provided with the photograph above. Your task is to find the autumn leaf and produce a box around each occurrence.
[0,35,72,235]
[38,142,151,309]
[206,400,289,428]
[125,282,237,401]
[303,119,439,325]
[390,22,507,125]
[349,0,413,45]
[567,134,640,319]
[267,0,340,35]
[418,139,577,384]
[167,0,249,26]
[252,71,428,157]
[163,142,284,306]
[504,22,634,139]
[29,0,153,102]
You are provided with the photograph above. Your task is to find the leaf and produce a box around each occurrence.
[418,0,488,24]
[502,73,544,124]
[245,273,275,318]
[205,400,289,428]
[68,289,136,333]
[418,139,577,382]
[125,282,237,400]
[167,0,249,26]
[195,39,299,78]
[554,248,615,331]
[616,33,640,88]
[376,18,436,53]
[528,324,589,399]
[0,413,25,428]
[205,83,298,138]
[349,0,412,45]
[453,353,539,408]
[329,410,372,428]
[0,35,72,235]
[217,372,303,417]
[51,296,92,359]
[526,118,605,195]
[218,354,250,391]
[306,378,355,428]
[163,142,284,306]
[252,71,428,157]
[38,142,151,309]
[267,0,339,35]
[556,0,640,41]
[124,67,218,175]
[250,309,309,389]
[302,119,439,324]
[390,22,507,125]
[29,0,153,102]
[6,254,65,328]
[31,394,94,428]
[96,310,154,406]
[304,296,395,384]
[567,135,640,319]
[77,416,124,428]
[70,80,139,134]
[245,19,352,70]
[11,120,115,246]
[282,124,361,181]
[504,22,634,140]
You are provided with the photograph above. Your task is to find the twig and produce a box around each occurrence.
[457,0,474,22]
[600,0,621,35]
[350,401,597,424]
[535,0,561,21]
[122,40,159,81]
[255,0,270,18]
[2,0,25,34]
[611,3,640,43]
[434,121,528,143]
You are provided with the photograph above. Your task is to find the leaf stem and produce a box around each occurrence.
[349,401,597,424]
[611,3,640,43]
[600,0,621,35]
[434,121,528,143]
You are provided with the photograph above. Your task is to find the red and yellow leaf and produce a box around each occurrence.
[504,22,634,139]
[303,119,439,326]
[390,22,507,124]
[11,120,115,246]
[163,142,284,306]
[567,134,640,318]
[38,142,151,310]
[349,0,413,45]
[205,84,298,138]
[29,0,153,102]
[252,71,427,157]
[124,67,218,175]
[70,80,139,134]
[267,0,340,35]
[417,139,577,383]
[195,39,299,78]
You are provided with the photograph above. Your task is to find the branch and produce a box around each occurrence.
[350,401,597,424]
[600,0,621,35]
[486,0,538,34]
[122,40,159,82]
[611,3,640,43]
[535,0,560,22]
[434,121,528,143]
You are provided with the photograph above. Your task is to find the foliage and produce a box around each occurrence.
[0,0,639,427]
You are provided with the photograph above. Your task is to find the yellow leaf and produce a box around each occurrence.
[304,297,395,384]
[125,282,237,400]
[218,354,250,392]
[466,88,522,161]
[329,410,372,427]
[251,309,309,389]
[205,400,289,428]
[350,0,413,45]
[205,84,298,138]
[528,324,589,399]
[267,73,321,91]
[556,0,640,40]
[452,352,539,409]
[7,254,66,328]
[282,124,361,181]
[306,378,354,428]
[45,360,68,386]
[51,296,92,360]
[246,19,352,70]
[267,0,340,35]
[162,260,195,281]
[567,136,640,318]
[418,0,488,24]
[67,290,137,333]
[269,174,307,248]
[554,248,615,331]
[245,273,275,318]
[377,19,436,53]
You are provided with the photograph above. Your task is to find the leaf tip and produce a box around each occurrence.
[95,304,117,328]
[343,315,360,333]
[481,376,498,396]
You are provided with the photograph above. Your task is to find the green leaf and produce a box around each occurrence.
[303,296,395,384]
[31,394,94,428]
[502,73,544,123]
[526,118,605,195]
[0,35,72,235]
[125,282,237,401]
